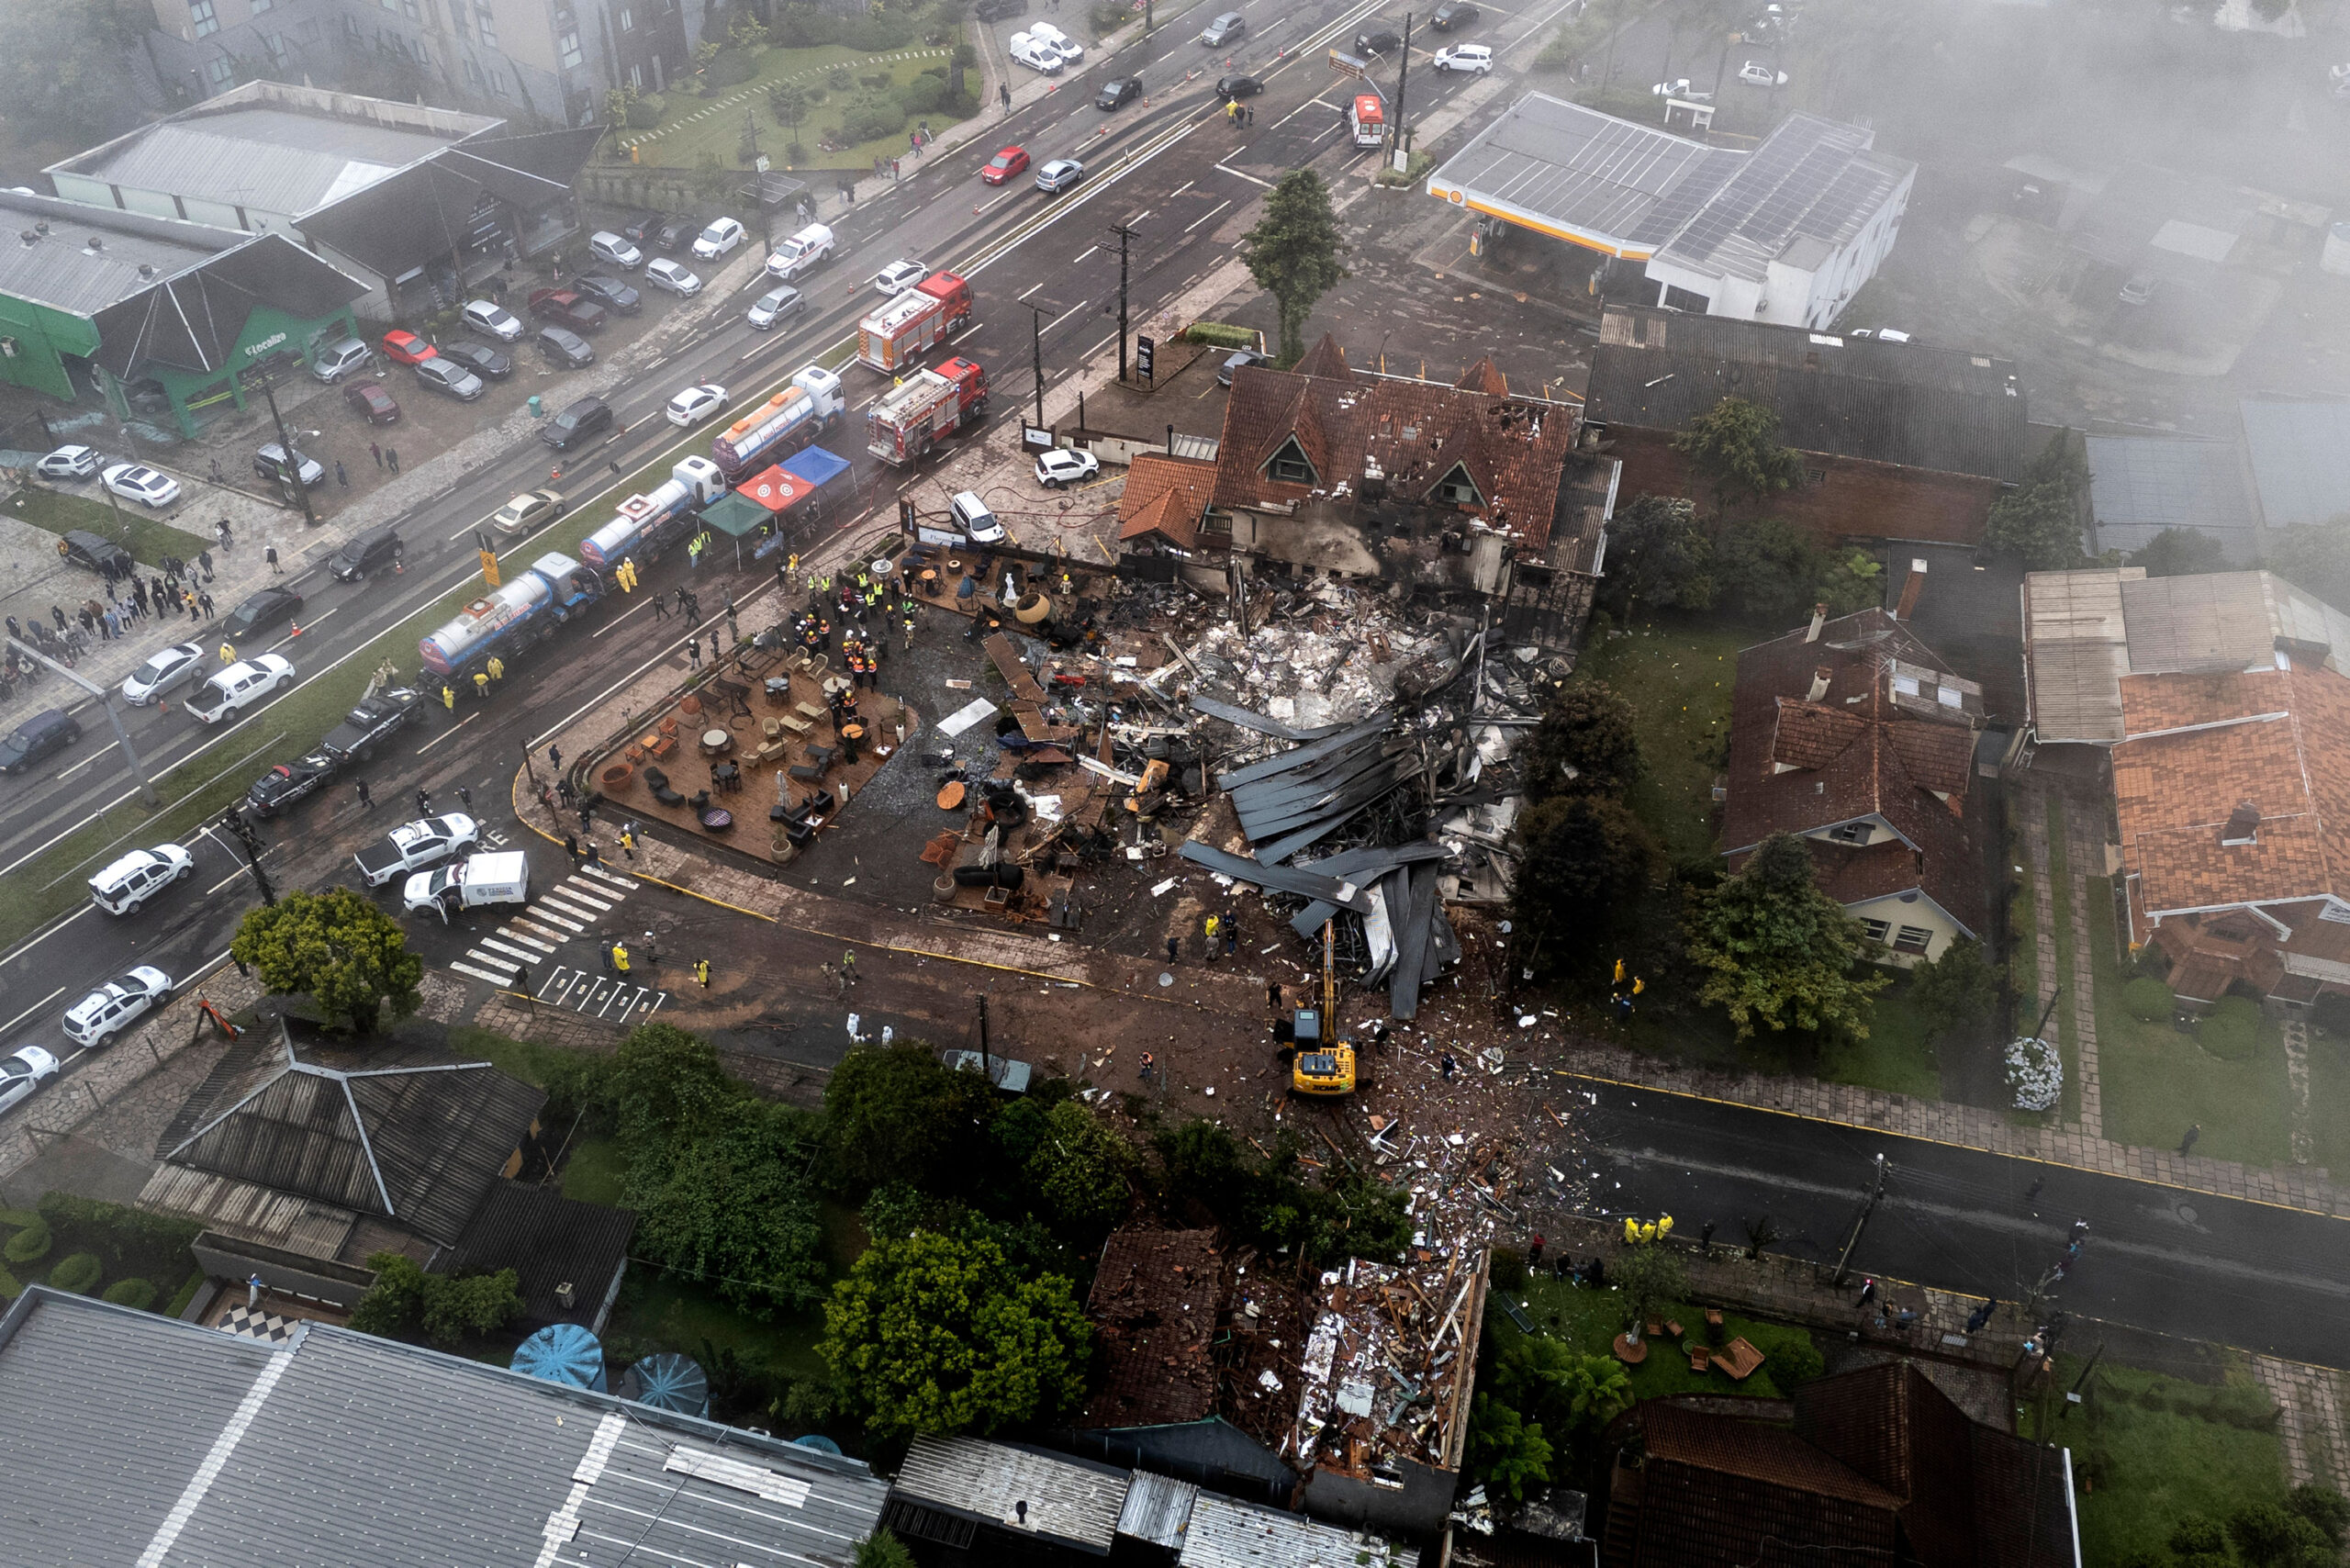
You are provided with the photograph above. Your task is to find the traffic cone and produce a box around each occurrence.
[288,622,302,637]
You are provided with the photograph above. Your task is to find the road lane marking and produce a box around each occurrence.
[1214,164,1274,186]
[1186,198,1234,232]
[414,713,479,754]
[0,986,63,1033]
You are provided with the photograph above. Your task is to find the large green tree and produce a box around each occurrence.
[1908,936,1996,1043]
[348,1253,524,1349]
[1684,831,1889,1040]
[627,1097,827,1316]
[1673,396,1805,516]
[1984,430,2088,571]
[823,1041,1001,1196]
[821,1229,1091,1439]
[2130,526,2226,579]
[1603,493,1715,614]
[2267,521,2350,614]
[1020,1098,1136,1236]
[0,0,156,145]
[1239,170,1348,365]
[1510,795,1655,959]
[1467,1395,1553,1501]
[230,887,422,1034]
[1713,516,1827,627]
[1520,682,1643,801]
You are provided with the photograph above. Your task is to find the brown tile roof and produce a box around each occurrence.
[1073,1227,1222,1429]
[1455,356,1510,397]
[1118,453,1218,549]
[1643,1402,1902,1507]
[1723,609,1987,935]
[1291,333,1352,380]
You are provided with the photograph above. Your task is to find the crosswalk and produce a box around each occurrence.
[448,866,667,1025]
[532,966,667,1023]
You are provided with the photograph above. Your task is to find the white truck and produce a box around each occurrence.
[185,655,296,724]
[765,223,836,281]
[357,813,482,889]
[404,850,528,921]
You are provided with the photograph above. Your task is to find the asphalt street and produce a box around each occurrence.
[1567,1074,2350,1364]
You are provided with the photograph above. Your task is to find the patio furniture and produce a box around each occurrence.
[1714,1338,1766,1381]
[789,764,823,783]
[1664,1319,1684,1340]
[699,805,733,832]
[1611,1333,1648,1365]
[777,714,812,735]
[795,701,825,722]
[1689,1345,1712,1373]
[763,716,782,741]
[699,727,733,755]
[1705,1308,1725,1342]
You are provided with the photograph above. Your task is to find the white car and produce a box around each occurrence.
[1738,60,1786,85]
[1030,20,1084,61]
[1008,32,1065,73]
[1035,447,1101,487]
[666,383,731,426]
[61,966,172,1047]
[1846,327,1911,343]
[644,257,703,297]
[36,444,101,479]
[87,843,194,915]
[874,260,929,297]
[462,299,524,341]
[0,1046,59,1115]
[692,217,747,260]
[185,654,296,724]
[1435,43,1494,72]
[120,641,207,705]
[102,464,180,509]
[355,813,482,888]
[1651,76,1710,99]
[747,285,804,330]
[1035,159,1084,195]
[589,230,644,270]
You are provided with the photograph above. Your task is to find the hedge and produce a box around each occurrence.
[898,75,950,117]
[50,1252,102,1294]
[2122,976,2173,1023]
[625,95,666,128]
[4,1218,50,1266]
[2199,995,2261,1061]
[775,6,917,50]
[838,97,908,143]
[0,1266,19,1301]
[102,1277,158,1311]
[1185,321,1260,349]
[37,1191,200,1283]
[705,49,759,87]
[163,1269,205,1319]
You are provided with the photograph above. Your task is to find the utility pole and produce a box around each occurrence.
[1392,13,1412,171]
[1021,300,1049,428]
[1108,222,1136,384]
[1830,1151,1887,1287]
[2063,1340,2104,1418]
[218,807,276,906]
[743,109,774,252]
[5,636,157,806]
[250,370,316,527]
[977,992,992,1087]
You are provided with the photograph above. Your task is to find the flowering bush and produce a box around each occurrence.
[2007,1035,2063,1112]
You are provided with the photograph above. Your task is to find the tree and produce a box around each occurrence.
[1022,1098,1136,1236]
[1604,494,1715,614]
[2288,1484,2349,1549]
[2132,526,2227,578]
[1611,1241,1686,1342]
[1985,430,2088,571]
[627,1098,828,1316]
[1239,171,1348,365]
[1714,516,1828,628]
[2266,521,2350,614]
[821,1229,1091,1439]
[1510,796,1655,960]
[230,887,422,1033]
[1489,1337,1633,1444]
[1817,548,1885,615]
[2231,1501,2334,1568]
[769,81,811,129]
[348,1253,523,1348]
[823,1041,1001,1196]
[855,1531,919,1568]
[0,0,171,143]
[605,1022,741,1148]
[1684,831,1889,1040]
[1521,683,1643,801]
[1673,396,1804,516]
[1467,1395,1553,1500]
[1908,936,1996,1042]
[2168,1515,2232,1568]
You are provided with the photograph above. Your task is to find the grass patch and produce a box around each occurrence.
[1627,964,1942,1100]
[2045,798,2082,1126]
[1819,975,1942,1100]
[605,1269,829,1382]
[1499,1269,1823,1402]
[1572,614,1756,865]
[7,485,212,569]
[2087,875,2291,1163]
[559,1135,628,1207]
[2307,1025,2350,1178]
[622,44,957,174]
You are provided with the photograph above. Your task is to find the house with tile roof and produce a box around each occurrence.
[1117,452,1222,556]
[2022,566,2350,1005]
[1724,607,1988,964]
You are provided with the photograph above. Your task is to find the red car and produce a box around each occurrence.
[528,288,610,333]
[381,330,436,366]
[980,146,1030,185]
[342,380,401,425]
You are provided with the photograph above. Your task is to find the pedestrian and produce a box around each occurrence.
[891,157,901,182]
[1857,1277,1877,1307]
[1248,104,1256,125]
[386,447,399,474]
[220,641,237,665]
[612,940,631,975]
[417,786,431,814]
[335,460,348,488]
[356,779,373,808]
[2179,1122,2201,1155]
[1528,1234,1544,1267]
[694,957,711,987]
[264,544,280,574]
[1964,1298,1998,1333]
[2024,1176,2044,1202]
[100,608,117,640]
[564,832,579,861]
[578,802,594,833]
[1267,981,1281,1016]
[471,670,488,700]
[619,828,636,861]
[197,548,214,582]
[217,518,233,549]
[1203,913,1220,958]
[652,593,668,620]
[1001,81,1012,112]
[584,840,603,870]
[1440,1052,1457,1081]
[1139,1050,1155,1082]
[823,960,844,996]
[842,948,858,984]
[548,745,563,772]
[1223,928,1237,959]
[687,640,701,670]
[49,605,65,633]
[710,631,722,666]
[197,592,215,619]
[456,784,472,810]
[441,683,455,711]
[599,940,613,974]
[487,655,505,684]
[370,441,383,468]
[1167,935,1180,963]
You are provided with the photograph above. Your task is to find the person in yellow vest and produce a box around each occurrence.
[441,683,456,711]
[611,940,631,975]
[1657,1215,1674,1239]
[1624,1216,1640,1245]
[1638,1220,1657,1244]
[474,670,491,700]
[219,642,236,665]
[487,655,506,683]
[694,957,711,988]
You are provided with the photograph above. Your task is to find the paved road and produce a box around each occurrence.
[1568,1073,2350,1363]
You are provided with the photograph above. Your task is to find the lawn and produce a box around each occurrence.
[2044,796,2083,1126]
[620,45,957,174]
[605,1269,831,1383]
[1571,613,1759,865]
[2087,875,2293,1165]
[2307,1025,2350,1178]
[1496,1268,1824,1403]
[1624,968,1944,1100]
[8,484,212,570]
[559,1135,627,1207]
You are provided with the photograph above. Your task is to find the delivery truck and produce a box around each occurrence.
[577,456,727,569]
[711,365,845,480]
[405,850,529,921]
[418,554,601,678]
[867,359,990,466]
[856,272,975,374]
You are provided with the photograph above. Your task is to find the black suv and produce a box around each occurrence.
[1357,27,1402,52]
[1430,0,1478,25]
[59,529,133,577]
[619,209,666,243]
[542,396,613,451]
[537,327,596,370]
[572,274,643,316]
[652,216,699,254]
[0,709,81,774]
[329,525,404,582]
[437,339,513,380]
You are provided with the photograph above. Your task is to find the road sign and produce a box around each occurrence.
[1328,49,1368,78]
[478,549,500,588]
[1136,335,1156,379]
[755,153,771,173]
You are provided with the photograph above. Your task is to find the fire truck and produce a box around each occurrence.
[867,359,990,466]
[1348,93,1387,149]
[856,271,976,374]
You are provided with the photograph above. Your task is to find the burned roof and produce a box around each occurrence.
[1178,1491,1420,1568]
[1586,305,2028,482]
[89,232,367,380]
[1078,1227,1222,1429]
[433,1180,635,1329]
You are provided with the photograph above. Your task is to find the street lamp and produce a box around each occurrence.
[1021,300,1055,429]
[242,361,316,526]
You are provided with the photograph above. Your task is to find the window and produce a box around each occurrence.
[475,0,496,41]
[1828,821,1872,845]
[464,54,484,84]
[1893,925,1933,955]
[1263,436,1317,487]
[264,30,286,61]
[1860,918,1891,945]
[402,0,420,19]
[207,53,234,84]
[1432,463,1483,508]
[188,0,218,35]
[489,66,508,95]
[628,62,642,87]
[558,26,583,65]
[619,6,632,27]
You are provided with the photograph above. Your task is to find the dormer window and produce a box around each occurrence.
[1264,436,1318,487]
[1432,462,1483,509]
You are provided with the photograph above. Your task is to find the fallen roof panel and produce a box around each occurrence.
[1228,741,1404,817]
[1238,763,1406,840]
[1177,843,1376,912]
[1189,695,1344,741]
[1389,864,1440,1019]
[1215,714,1393,790]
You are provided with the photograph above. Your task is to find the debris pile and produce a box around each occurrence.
[1279,1249,1489,1484]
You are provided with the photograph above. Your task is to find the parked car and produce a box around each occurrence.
[1035,447,1101,487]
[653,215,699,254]
[1431,0,1479,26]
[310,336,372,382]
[950,490,1006,544]
[245,749,337,817]
[1737,59,1786,85]
[185,655,296,722]
[620,209,667,243]
[1434,43,1493,71]
[355,813,481,888]
[1201,10,1246,44]
[1652,76,1709,98]
[528,288,609,333]
[874,259,929,296]
[1219,347,1272,386]
[982,145,1031,184]
[60,966,172,1047]
[58,529,132,577]
[437,340,513,380]
[1098,76,1143,108]
[666,383,730,427]
[0,709,81,773]
[414,356,486,401]
[121,641,207,705]
[329,524,404,581]
[343,379,401,424]
[571,274,642,315]
[101,464,180,509]
[88,843,193,915]
[541,396,612,450]
[1845,327,1911,342]
[253,442,326,490]
[462,299,525,341]
[693,217,747,260]
[1008,32,1064,72]
[644,257,703,296]
[1035,159,1084,194]
[222,586,304,643]
[1357,28,1402,53]
[588,230,644,270]
[36,444,101,479]
[0,1047,58,1116]
[536,327,596,369]
[1216,73,1263,98]
[747,285,804,330]
[491,488,566,532]
[1030,19,1083,60]
[2120,271,2158,307]
[381,329,437,365]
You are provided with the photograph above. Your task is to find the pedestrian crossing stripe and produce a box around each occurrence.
[476,936,542,963]
[497,926,557,953]
[506,918,569,946]
[451,960,517,985]
[528,905,587,934]
[541,890,610,920]
[580,866,639,890]
[563,871,620,897]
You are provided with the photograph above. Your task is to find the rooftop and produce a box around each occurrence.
[0,1284,891,1568]
[1078,1226,1222,1428]
[890,1435,1129,1554]
[1178,1491,1420,1568]
[1880,547,2029,724]
[2085,434,2259,560]
[2239,398,2350,531]
[432,1179,636,1329]
[0,190,237,318]
[1651,114,1914,287]
[1586,305,2029,481]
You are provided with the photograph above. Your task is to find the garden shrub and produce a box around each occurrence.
[2310,991,2350,1038]
[826,64,855,90]
[1185,320,1259,348]
[2200,995,2261,1060]
[163,1271,203,1318]
[1489,1248,1528,1291]
[4,1217,51,1265]
[858,71,893,89]
[50,1252,102,1294]
[841,10,916,49]
[1764,1328,1826,1386]
[705,49,759,87]
[897,74,950,117]
[838,97,908,143]
[102,1278,158,1311]
[921,62,946,79]
[37,1192,199,1282]
[0,1266,19,1300]
[1090,0,1126,33]
[625,95,666,128]
[2122,975,2174,1023]
[953,41,978,67]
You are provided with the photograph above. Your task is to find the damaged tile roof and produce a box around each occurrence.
[1120,453,1219,549]
[1724,608,1987,937]
[1078,1228,1222,1428]
[1211,339,1582,554]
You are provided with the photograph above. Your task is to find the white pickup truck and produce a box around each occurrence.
[185,655,295,724]
[765,222,835,281]
[356,813,480,889]
[405,850,528,921]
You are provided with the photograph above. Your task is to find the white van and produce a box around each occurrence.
[405,850,529,922]
[950,490,1007,544]
[1008,32,1065,73]
[88,844,194,915]
[766,223,836,281]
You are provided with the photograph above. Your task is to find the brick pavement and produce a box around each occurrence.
[2252,1356,2350,1495]
[2062,793,2105,1140]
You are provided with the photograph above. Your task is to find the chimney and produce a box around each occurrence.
[554,1281,576,1309]
[1807,666,1832,702]
[1805,603,1827,643]
[1896,557,1930,621]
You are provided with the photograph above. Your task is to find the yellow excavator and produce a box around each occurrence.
[1291,920,1357,1095]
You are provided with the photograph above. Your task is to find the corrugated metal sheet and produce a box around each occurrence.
[1117,1471,1199,1548]
[2085,435,2257,560]
[1176,1492,1420,1568]
[893,1435,1129,1553]
[434,1180,635,1327]
[2022,568,2136,744]
[2242,398,2350,530]
[136,1164,359,1259]
[1178,844,1376,913]
[59,106,466,218]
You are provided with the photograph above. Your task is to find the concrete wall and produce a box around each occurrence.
[191,1229,378,1308]
[1606,426,2002,547]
